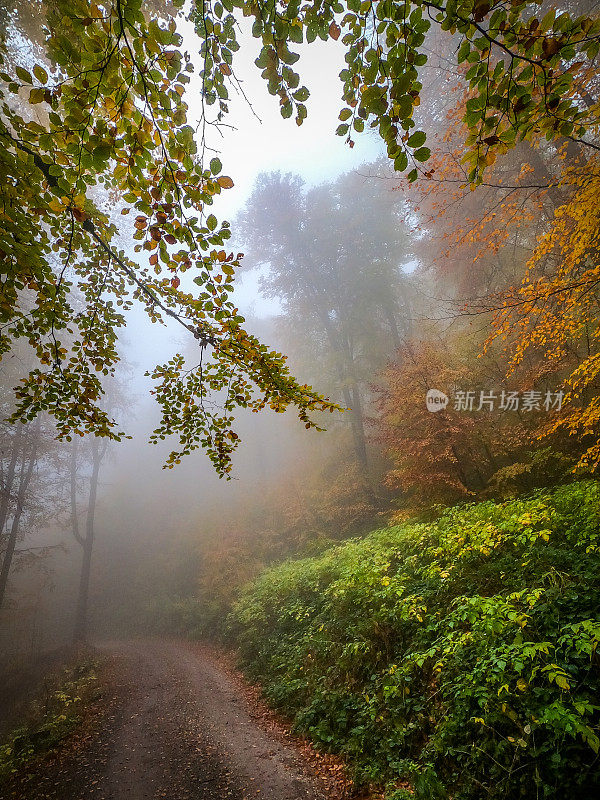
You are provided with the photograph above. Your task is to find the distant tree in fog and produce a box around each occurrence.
[238,168,414,485]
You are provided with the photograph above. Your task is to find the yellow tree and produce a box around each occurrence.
[488,155,600,472]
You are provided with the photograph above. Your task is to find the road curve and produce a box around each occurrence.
[6,639,332,800]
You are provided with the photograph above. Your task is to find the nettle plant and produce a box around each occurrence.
[1,0,599,472]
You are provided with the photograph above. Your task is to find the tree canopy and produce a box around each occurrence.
[0,0,340,476]
[1,0,599,474]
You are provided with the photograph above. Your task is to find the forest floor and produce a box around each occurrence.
[3,639,356,800]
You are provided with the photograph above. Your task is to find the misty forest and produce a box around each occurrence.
[1,0,600,798]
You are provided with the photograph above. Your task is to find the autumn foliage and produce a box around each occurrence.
[488,156,600,472]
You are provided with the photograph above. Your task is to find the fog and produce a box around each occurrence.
[1,0,593,676]
[0,2,387,660]
[2,1,599,797]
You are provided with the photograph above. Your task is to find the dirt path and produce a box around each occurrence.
[6,639,340,800]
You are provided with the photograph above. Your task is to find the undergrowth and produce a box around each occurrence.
[0,660,100,782]
[230,480,600,799]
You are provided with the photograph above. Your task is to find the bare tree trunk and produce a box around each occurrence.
[73,440,103,644]
[382,300,402,351]
[70,437,82,545]
[0,422,39,611]
[340,381,369,475]
[319,311,372,480]
[0,512,22,611]
[0,425,23,537]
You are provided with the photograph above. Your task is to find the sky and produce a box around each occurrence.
[188,18,383,219]
[182,15,383,315]
[122,13,384,378]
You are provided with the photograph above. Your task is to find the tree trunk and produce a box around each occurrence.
[73,530,94,643]
[73,440,102,644]
[318,310,372,480]
[0,425,23,538]
[341,381,369,475]
[70,437,82,545]
[382,299,402,351]
[0,423,38,611]
[0,498,25,611]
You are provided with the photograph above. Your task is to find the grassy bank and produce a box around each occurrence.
[230,481,600,799]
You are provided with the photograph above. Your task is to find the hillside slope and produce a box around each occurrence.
[231,481,600,799]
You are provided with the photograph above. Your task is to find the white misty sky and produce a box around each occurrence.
[181,15,383,316]
[192,20,383,219]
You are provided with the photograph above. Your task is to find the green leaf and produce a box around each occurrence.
[555,674,570,690]
[210,157,222,175]
[407,131,426,148]
[15,66,32,84]
[289,23,303,44]
[394,151,408,171]
[293,87,309,102]
[33,64,49,83]
[92,144,112,169]
[29,87,45,104]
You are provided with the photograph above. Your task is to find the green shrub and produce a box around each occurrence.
[0,661,99,782]
[230,481,600,799]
